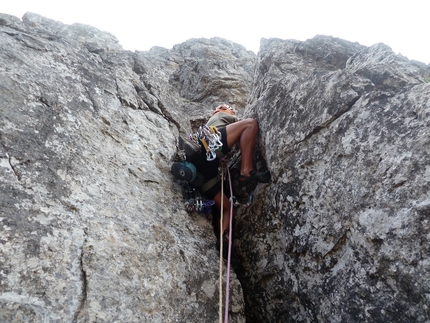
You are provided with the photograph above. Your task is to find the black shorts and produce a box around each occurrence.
[219,127,230,155]
[188,127,229,199]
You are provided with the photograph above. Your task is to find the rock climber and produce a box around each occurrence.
[178,103,270,250]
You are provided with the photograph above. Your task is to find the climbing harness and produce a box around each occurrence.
[219,159,234,323]
[173,130,233,322]
[190,125,223,161]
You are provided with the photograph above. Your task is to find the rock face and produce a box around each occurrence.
[1,12,430,323]
[133,37,256,135]
[0,13,252,323]
[235,37,430,322]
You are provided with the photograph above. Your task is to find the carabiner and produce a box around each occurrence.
[206,150,216,161]
[213,133,223,148]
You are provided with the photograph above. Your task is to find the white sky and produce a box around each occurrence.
[2,0,429,64]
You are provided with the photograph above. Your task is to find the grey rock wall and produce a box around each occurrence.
[133,37,256,135]
[2,11,430,323]
[235,36,430,322]
[0,13,249,323]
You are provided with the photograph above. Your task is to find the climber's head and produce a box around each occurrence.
[213,104,236,116]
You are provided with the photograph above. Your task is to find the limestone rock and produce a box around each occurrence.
[133,37,256,135]
[235,36,430,322]
[0,13,246,323]
[2,10,430,323]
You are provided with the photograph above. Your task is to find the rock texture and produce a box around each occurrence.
[133,37,256,135]
[0,13,252,323]
[2,11,430,323]
[235,36,430,322]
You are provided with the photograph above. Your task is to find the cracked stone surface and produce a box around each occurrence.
[234,36,430,322]
[2,11,430,323]
[0,13,248,323]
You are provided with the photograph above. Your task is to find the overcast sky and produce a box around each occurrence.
[2,1,429,64]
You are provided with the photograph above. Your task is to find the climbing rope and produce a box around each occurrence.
[219,165,224,323]
[219,160,234,323]
[224,161,234,323]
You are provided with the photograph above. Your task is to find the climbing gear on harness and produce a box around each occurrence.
[172,128,225,217]
[190,125,223,161]
[171,161,197,183]
[200,136,215,161]
[207,126,223,151]
[183,184,215,214]
[171,161,204,188]
[170,161,214,214]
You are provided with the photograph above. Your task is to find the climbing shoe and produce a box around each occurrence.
[178,135,201,158]
[239,169,271,185]
[171,161,197,183]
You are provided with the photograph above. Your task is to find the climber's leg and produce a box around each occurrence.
[212,190,232,235]
[224,118,258,176]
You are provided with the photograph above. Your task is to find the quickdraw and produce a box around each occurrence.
[190,125,223,161]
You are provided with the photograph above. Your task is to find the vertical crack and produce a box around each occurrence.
[157,100,182,131]
[6,152,21,181]
[73,231,88,323]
